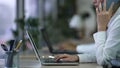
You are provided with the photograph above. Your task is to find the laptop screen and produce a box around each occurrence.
[26,30,41,62]
[25,30,79,66]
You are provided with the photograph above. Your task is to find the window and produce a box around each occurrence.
[0,0,16,41]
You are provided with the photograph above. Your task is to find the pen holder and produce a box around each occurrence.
[4,51,19,68]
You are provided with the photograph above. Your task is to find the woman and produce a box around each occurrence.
[55,0,120,65]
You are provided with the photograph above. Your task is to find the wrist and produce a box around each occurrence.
[74,55,79,62]
[97,26,107,31]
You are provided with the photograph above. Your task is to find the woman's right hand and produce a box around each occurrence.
[96,0,114,31]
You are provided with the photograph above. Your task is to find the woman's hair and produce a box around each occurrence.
[112,1,120,14]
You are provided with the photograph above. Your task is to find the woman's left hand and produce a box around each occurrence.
[96,0,114,31]
[54,54,79,62]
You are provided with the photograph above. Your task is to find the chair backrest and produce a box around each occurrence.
[103,59,120,68]
[110,59,120,68]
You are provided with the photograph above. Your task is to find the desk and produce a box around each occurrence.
[0,55,103,68]
[42,63,102,68]
[18,49,103,68]
[19,58,103,68]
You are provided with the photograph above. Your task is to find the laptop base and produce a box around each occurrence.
[41,58,79,66]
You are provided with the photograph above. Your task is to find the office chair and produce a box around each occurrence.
[103,59,120,68]
[110,59,120,68]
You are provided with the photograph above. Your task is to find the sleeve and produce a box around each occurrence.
[76,44,96,63]
[76,43,96,63]
[93,16,120,65]
[77,52,96,63]
[76,43,95,53]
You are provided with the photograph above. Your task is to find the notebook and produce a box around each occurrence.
[25,30,79,66]
[40,27,83,54]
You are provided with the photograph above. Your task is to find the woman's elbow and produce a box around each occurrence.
[96,57,107,65]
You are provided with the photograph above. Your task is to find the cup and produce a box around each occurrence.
[4,51,19,68]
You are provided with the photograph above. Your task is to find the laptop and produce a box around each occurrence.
[26,30,79,66]
[40,27,83,54]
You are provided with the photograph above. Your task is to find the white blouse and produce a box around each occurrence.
[77,7,120,65]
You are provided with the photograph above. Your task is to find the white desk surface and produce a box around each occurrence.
[19,58,103,68]
[18,49,103,68]
[0,55,103,68]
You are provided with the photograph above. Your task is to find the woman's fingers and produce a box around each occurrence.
[93,0,103,8]
[60,58,71,61]
[54,54,68,61]
[54,54,79,62]
[96,8,99,14]
[99,3,102,12]
[54,55,62,61]
[103,0,106,11]
[108,2,114,13]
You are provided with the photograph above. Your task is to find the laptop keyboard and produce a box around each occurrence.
[42,58,56,63]
[42,58,77,63]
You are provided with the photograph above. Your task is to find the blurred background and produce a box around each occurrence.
[0,0,97,54]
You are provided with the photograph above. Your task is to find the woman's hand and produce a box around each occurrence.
[96,0,114,31]
[54,54,79,62]
[93,0,103,8]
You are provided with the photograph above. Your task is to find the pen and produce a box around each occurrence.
[9,40,15,51]
[14,40,22,51]
[1,44,8,51]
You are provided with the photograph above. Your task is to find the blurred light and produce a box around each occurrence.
[69,15,83,30]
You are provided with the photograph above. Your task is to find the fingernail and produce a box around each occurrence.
[60,59,63,61]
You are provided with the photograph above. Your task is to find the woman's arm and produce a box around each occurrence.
[94,15,120,65]
[76,43,95,53]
